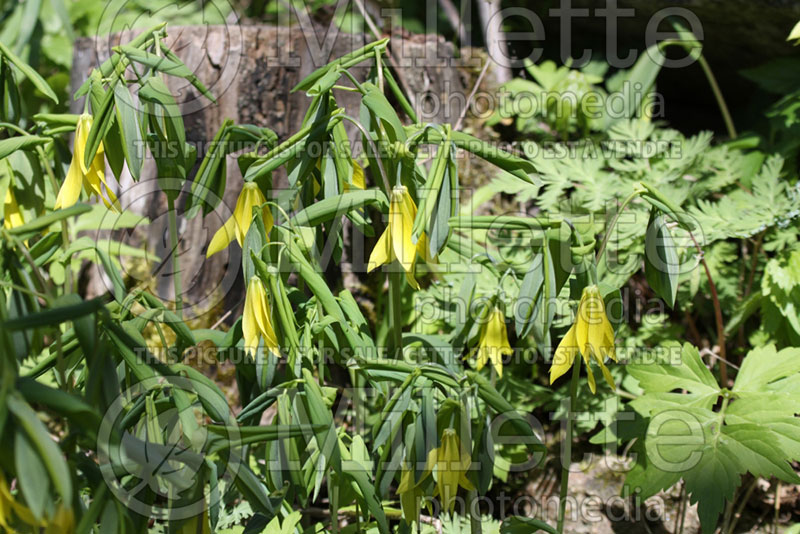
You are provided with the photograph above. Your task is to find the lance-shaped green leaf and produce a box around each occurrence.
[113,83,144,180]
[466,371,545,455]
[413,130,450,244]
[415,128,539,185]
[83,79,118,171]
[2,296,104,330]
[291,190,388,227]
[0,135,49,160]
[74,23,166,97]
[292,38,388,93]
[187,119,233,217]
[644,208,680,308]
[0,40,58,103]
[7,394,72,503]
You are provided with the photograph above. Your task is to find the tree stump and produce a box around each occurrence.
[70,24,467,323]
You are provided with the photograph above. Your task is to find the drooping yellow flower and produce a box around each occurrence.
[397,464,423,525]
[367,185,432,289]
[54,113,119,211]
[475,307,513,377]
[242,275,279,358]
[207,182,274,257]
[423,428,475,512]
[550,285,617,393]
[45,505,75,534]
[3,187,25,229]
[0,472,42,532]
[343,160,365,191]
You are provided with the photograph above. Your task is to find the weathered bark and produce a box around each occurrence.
[71,24,466,323]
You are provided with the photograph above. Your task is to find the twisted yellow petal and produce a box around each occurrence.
[476,307,513,377]
[242,276,279,357]
[550,285,616,393]
[397,465,422,524]
[3,187,24,229]
[207,183,272,257]
[368,186,430,289]
[0,472,43,532]
[432,429,474,512]
[55,114,119,211]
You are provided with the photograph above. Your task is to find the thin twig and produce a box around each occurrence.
[773,480,781,534]
[352,0,417,110]
[438,0,469,46]
[699,348,740,371]
[676,482,687,534]
[726,476,759,534]
[454,59,491,131]
[210,309,233,330]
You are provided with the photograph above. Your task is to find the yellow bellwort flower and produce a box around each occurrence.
[550,285,617,393]
[424,428,475,512]
[3,187,25,229]
[45,505,75,534]
[0,472,42,532]
[475,307,513,377]
[343,160,366,191]
[397,463,423,524]
[54,113,119,211]
[367,185,432,289]
[242,275,279,358]
[207,182,274,257]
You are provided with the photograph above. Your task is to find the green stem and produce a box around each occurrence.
[37,145,73,293]
[697,55,737,140]
[383,67,418,123]
[468,488,482,534]
[595,188,643,264]
[167,197,182,318]
[331,484,339,534]
[388,268,403,358]
[556,355,581,533]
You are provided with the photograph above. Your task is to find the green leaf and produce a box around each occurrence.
[0,40,58,103]
[628,344,800,533]
[113,83,143,180]
[345,468,389,534]
[187,120,233,217]
[417,128,539,185]
[733,345,800,394]
[7,394,72,503]
[83,82,117,171]
[362,82,406,143]
[291,190,388,227]
[644,209,679,308]
[612,43,664,120]
[95,246,126,302]
[467,371,545,454]
[3,296,104,331]
[501,516,558,534]
[292,38,388,93]
[14,429,50,520]
[629,343,720,411]
[6,203,92,237]
[159,45,217,104]
[0,135,49,160]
